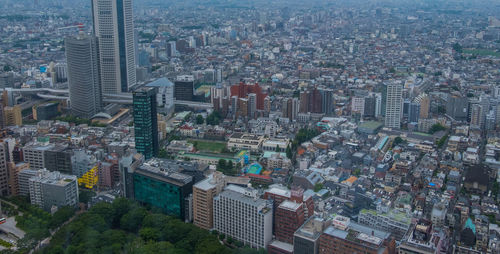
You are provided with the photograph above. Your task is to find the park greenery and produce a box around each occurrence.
[36,198,263,254]
[206,111,222,126]
[292,128,321,150]
[55,116,107,127]
[1,196,76,253]
[428,123,447,134]
[217,159,238,176]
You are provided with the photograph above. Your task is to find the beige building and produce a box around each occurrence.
[4,105,22,126]
[227,133,265,152]
[8,162,29,196]
[193,171,225,230]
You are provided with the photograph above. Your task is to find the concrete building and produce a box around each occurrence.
[214,184,273,249]
[0,140,9,196]
[145,78,174,113]
[318,215,395,254]
[29,170,79,211]
[227,133,265,152]
[358,209,411,241]
[92,0,136,93]
[18,169,38,196]
[174,75,194,101]
[23,142,53,170]
[384,82,403,129]
[3,105,22,126]
[44,144,72,174]
[294,217,329,254]
[65,34,102,119]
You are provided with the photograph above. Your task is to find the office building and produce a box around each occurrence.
[192,171,225,230]
[44,144,72,174]
[133,87,158,160]
[248,93,257,119]
[408,103,421,123]
[92,0,136,93]
[294,217,329,254]
[29,170,79,211]
[275,200,305,244]
[34,102,59,121]
[384,82,403,129]
[321,89,334,115]
[230,82,268,110]
[214,185,273,249]
[65,34,102,119]
[18,169,38,196]
[397,219,446,254]
[470,104,484,130]
[23,142,53,170]
[318,215,395,254]
[364,96,376,118]
[0,141,8,196]
[352,97,365,116]
[145,78,174,113]
[358,209,411,241]
[415,93,430,119]
[3,105,22,126]
[133,158,194,221]
[174,75,194,101]
[446,96,468,121]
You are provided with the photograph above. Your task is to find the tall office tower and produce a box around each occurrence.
[408,103,421,123]
[363,96,376,118]
[294,217,329,254]
[0,140,9,196]
[0,100,4,129]
[282,98,292,120]
[230,96,238,116]
[214,185,273,249]
[374,93,382,117]
[54,63,68,83]
[447,95,468,121]
[65,34,102,119]
[238,98,248,118]
[415,93,430,119]
[174,75,194,101]
[133,87,158,160]
[384,82,403,129]
[470,104,484,130]
[311,88,322,113]
[321,89,334,115]
[264,96,271,115]
[193,171,225,230]
[248,93,257,119]
[299,91,310,113]
[92,0,136,94]
[351,97,365,116]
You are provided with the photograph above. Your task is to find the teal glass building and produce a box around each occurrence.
[133,87,158,160]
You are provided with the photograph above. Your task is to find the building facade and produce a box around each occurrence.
[133,87,158,159]
[92,0,136,93]
[65,34,102,118]
[214,185,273,249]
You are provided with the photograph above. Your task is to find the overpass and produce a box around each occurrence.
[7,88,213,109]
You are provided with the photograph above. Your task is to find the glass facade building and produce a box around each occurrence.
[133,87,158,160]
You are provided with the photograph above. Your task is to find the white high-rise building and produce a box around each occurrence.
[384,82,403,129]
[65,33,102,118]
[214,185,273,249]
[92,0,136,94]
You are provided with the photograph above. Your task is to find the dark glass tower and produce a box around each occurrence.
[133,87,158,159]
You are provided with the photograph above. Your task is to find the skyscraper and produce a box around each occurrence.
[65,34,102,119]
[248,93,257,119]
[133,87,158,159]
[384,82,403,129]
[92,0,136,94]
[174,75,194,101]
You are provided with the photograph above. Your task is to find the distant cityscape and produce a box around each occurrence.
[0,0,499,253]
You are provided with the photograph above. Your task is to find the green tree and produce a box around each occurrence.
[275,145,280,152]
[158,148,168,158]
[286,145,293,159]
[428,124,447,134]
[314,183,324,192]
[196,115,204,125]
